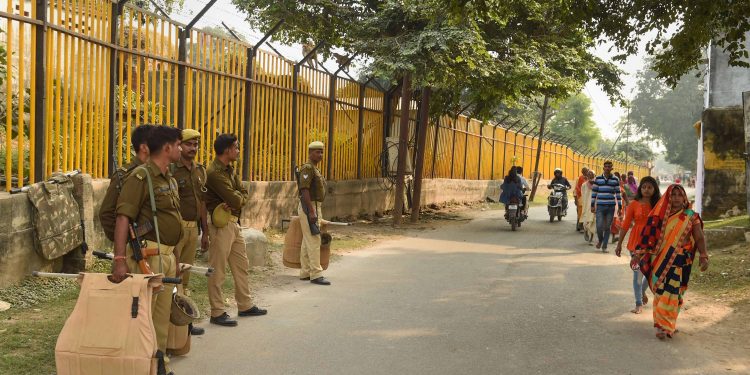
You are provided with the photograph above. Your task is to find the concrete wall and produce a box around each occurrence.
[708,37,750,107]
[0,176,502,287]
[701,106,747,220]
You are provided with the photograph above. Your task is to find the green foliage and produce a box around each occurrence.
[630,60,703,170]
[231,0,624,119]
[547,93,601,149]
[585,0,750,86]
[614,140,655,162]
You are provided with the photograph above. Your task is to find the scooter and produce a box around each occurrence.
[547,184,568,222]
[504,193,528,231]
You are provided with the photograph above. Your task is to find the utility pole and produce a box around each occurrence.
[625,104,630,171]
[529,95,550,201]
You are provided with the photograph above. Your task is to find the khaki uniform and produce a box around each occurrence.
[100,160,142,242]
[172,161,207,287]
[116,161,182,353]
[204,159,253,318]
[297,162,327,280]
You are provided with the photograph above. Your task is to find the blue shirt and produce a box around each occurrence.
[591,174,622,208]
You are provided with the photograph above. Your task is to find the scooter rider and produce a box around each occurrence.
[515,166,530,215]
[547,168,572,211]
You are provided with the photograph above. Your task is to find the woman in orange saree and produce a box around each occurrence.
[633,184,709,339]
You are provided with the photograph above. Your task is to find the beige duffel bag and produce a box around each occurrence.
[56,273,162,375]
[282,216,331,270]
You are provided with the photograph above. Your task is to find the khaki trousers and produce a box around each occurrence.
[208,221,253,318]
[175,222,199,287]
[298,202,323,280]
[126,241,176,354]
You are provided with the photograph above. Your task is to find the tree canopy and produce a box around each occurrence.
[230,0,624,118]
[629,60,703,170]
[546,93,601,149]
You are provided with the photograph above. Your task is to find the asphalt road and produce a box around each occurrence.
[171,206,741,375]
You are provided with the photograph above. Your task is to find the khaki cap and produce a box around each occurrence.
[211,205,232,228]
[182,129,201,142]
[308,141,324,150]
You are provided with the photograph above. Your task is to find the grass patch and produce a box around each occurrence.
[704,215,750,230]
[691,243,750,303]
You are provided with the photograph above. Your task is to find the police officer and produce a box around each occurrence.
[111,126,183,374]
[171,128,208,336]
[205,134,267,327]
[100,124,154,242]
[297,141,330,286]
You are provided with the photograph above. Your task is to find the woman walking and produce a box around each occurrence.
[633,184,709,339]
[615,176,661,314]
[581,170,597,244]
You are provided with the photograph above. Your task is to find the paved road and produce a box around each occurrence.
[171,206,741,375]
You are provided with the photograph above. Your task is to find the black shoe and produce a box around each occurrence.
[210,313,238,327]
[300,277,310,280]
[238,306,268,316]
[190,326,205,335]
[311,277,331,286]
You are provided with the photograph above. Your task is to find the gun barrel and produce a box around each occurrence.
[32,271,80,278]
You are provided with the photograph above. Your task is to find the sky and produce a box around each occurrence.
[172,0,650,141]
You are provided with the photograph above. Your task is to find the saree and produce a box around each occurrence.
[635,185,702,336]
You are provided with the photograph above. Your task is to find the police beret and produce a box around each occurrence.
[212,205,232,228]
[308,141,324,150]
[182,129,201,142]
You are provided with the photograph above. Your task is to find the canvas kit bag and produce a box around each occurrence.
[282,216,331,270]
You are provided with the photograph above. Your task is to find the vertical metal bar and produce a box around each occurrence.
[449,119,456,179]
[430,116,440,178]
[462,118,469,179]
[33,0,48,182]
[326,74,336,179]
[107,1,120,173]
[176,28,187,129]
[290,64,299,179]
[381,89,392,177]
[477,124,483,180]
[490,127,495,179]
[357,82,365,179]
[241,46,252,180]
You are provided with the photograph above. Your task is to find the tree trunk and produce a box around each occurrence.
[392,75,412,226]
[529,95,550,202]
[411,87,432,223]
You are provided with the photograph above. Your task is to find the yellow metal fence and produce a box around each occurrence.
[0,0,647,190]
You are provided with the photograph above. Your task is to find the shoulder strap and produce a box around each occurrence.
[139,166,163,274]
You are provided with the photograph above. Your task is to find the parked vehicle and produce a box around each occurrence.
[547,183,568,222]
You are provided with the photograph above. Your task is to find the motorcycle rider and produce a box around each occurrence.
[547,168,572,211]
[500,167,524,213]
[515,166,531,215]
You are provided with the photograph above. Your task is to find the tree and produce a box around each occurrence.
[629,60,703,170]
[547,93,602,149]
[585,0,750,86]
[615,140,655,163]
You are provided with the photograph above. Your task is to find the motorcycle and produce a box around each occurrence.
[547,183,568,222]
[504,193,528,231]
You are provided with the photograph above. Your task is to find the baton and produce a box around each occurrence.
[320,220,352,226]
[93,251,214,277]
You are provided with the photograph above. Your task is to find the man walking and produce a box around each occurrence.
[111,125,183,374]
[297,141,331,286]
[575,167,589,232]
[590,161,622,253]
[205,134,267,327]
[172,128,208,336]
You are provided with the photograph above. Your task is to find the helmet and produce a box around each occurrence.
[212,205,232,228]
[554,168,562,173]
[170,292,200,326]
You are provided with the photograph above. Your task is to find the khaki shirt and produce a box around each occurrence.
[100,160,142,242]
[298,162,326,202]
[205,159,247,217]
[116,161,183,246]
[172,161,207,222]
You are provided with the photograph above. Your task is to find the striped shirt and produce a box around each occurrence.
[591,174,622,208]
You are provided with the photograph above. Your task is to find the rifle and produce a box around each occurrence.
[295,166,320,235]
[93,251,214,277]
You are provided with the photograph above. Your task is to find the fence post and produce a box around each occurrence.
[290,64,300,180]
[490,127,495,179]
[176,28,187,130]
[430,117,439,178]
[477,124,482,180]
[33,0,48,182]
[463,118,469,179]
[449,119,456,178]
[326,74,336,179]
[241,46,253,180]
[107,1,122,174]
[356,82,365,179]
